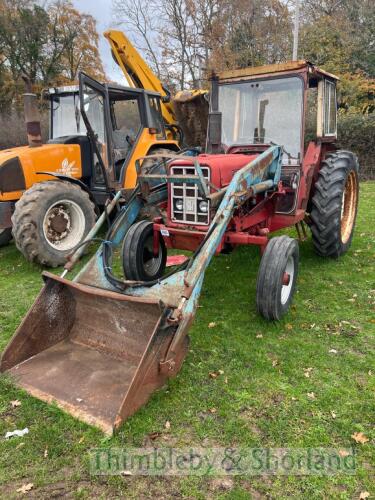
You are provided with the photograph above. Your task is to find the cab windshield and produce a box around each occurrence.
[51,93,86,139]
[218,76,304,161]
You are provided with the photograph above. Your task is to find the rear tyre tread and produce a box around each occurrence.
[310,151,359,258]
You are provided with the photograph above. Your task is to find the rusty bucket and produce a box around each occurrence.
[0,272,188,434]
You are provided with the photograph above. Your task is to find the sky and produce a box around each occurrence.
[71,0,125,83]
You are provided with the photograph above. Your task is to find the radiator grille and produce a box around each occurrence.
[170,165,210,225]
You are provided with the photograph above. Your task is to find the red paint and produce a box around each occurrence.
[166,255,189,267]
[152,66,339,254]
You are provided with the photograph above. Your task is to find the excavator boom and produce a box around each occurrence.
[104,30,176,126]
[105,30,209,147]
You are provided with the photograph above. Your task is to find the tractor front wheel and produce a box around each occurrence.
[310,150,359,257]
[12,181,96,267]
[256,236,299,320]
[122,220,167,281]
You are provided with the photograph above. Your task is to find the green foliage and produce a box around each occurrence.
[0,0,105,113]
[300,0,375,115]
[0,2,50,84]
[337,113,375,179]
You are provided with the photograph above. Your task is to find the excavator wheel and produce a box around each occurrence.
[256,236,299,321]
[122,220,167,281]
[12,181,96,267]
[0,228,12,247]
[310,151,359,258]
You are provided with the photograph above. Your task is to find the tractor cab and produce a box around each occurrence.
[207,61,339,214]
[208,60,339,160]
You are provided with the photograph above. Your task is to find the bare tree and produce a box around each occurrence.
[112,0,162,77]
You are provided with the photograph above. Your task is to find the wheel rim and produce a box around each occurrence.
[142,235,163,277]
[340,170,358,244]
[281,256,295,305]
[42,199,86,251]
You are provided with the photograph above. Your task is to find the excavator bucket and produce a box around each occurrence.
[0,273,188,435]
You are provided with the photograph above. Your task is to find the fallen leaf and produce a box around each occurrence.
[359,492,370,500]
[351,432,369,444]
[291,397,297,401]
[44,448,48,458]
[208,322,216,328]
[78,436,84,444]
[368,370,372,376]
[272,359,278,367]
[16,483,33,494]
[329,349,338,354]
[11,400,21,408]
[304,368,313,378]
[120,470,133,476]
[307,392,315,399]
[256,334,263,339]
[330,411,337,419]
[338,449,350,457]
[224,377,228,384]
[285,323,293,330]
[148,432,162,440]
[209,408,217,413]
[209,372,218,379]
[165,420,171,430]
[218,370,224,375]
[5,428,29,439]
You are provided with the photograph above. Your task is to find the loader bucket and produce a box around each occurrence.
[0,272,188,435]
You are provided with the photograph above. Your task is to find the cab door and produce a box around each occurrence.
[79,73,114,192]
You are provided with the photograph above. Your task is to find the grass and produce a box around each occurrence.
[0,182,374,499]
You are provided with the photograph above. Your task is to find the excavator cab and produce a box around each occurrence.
[79,73,179,190]
[79,73,178,192]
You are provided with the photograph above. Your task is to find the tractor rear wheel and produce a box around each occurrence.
[310,151,359,258]
[0,228,12,247]
[256,236,299,320]
[122,220,167,281]
[12,181,96,267]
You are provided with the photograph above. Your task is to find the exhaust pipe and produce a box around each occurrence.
[22,76,42,148]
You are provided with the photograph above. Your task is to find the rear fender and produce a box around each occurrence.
[35,171,100,214]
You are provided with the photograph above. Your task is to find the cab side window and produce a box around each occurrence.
[148,97,165,139]
[112,98,142,139]
[324,80,337,136]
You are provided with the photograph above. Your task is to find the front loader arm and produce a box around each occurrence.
[104,30,176,126]
[158,145,284,370]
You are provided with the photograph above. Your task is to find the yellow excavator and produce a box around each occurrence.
[105,30,208,147]
[0,30,208,267]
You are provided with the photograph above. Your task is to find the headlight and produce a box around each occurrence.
[175,198,183,211]
[198,200,208,213]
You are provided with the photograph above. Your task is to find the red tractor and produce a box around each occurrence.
[123,60,359,319]
[1,61,360,434]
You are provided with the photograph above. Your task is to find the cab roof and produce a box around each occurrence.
[216,60,339,83]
